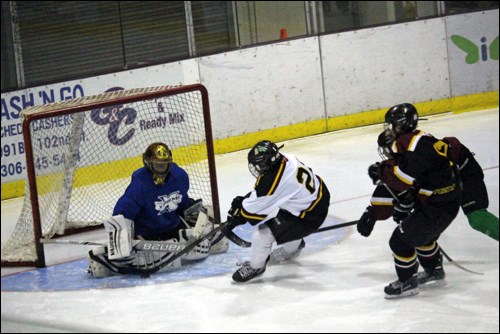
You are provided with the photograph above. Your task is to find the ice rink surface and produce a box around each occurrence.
[1,108,498,333]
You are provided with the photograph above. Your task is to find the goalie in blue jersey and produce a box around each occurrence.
[87,142,228,277]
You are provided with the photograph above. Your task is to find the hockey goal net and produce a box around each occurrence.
[1,84,220,267]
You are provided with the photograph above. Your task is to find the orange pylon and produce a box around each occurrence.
[280,28,288,39]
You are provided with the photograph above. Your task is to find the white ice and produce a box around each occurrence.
[1,109,499,333]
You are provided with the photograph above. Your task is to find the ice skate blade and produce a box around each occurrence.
[384,288,420,299]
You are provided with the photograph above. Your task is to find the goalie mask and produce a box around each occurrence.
[248,140,282,178]
[377,129,395,160]
[143,142,173,185]
[384,103,418,138]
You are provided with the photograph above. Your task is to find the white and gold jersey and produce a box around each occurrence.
[240,153,325,225]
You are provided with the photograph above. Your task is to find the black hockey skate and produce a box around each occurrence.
[384,275,419,299]
[232,261,267,282]
[417,265,446,288]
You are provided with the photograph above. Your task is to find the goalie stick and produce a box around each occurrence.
[40,239,186,252]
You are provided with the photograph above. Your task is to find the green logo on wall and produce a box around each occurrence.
[451,35,499,64]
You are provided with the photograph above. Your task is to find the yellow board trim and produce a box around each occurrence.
[2,91,498,200]
[1,145,207,199]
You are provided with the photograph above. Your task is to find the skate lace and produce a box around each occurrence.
[236,261,256,278]
[390,280,402,289]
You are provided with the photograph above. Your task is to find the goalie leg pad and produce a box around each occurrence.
[87,246,181,278]
[88,248,121,278]
[104,215,134,260]
[135,250,181,272]
[209,231,229,254]
[178,229,211,261]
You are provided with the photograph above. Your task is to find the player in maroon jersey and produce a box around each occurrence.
[357,103,461,299]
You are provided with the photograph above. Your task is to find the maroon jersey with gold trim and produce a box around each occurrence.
[378,130,458,204]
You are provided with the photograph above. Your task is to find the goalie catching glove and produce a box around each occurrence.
[181,198,214,238]
[180,198,227,256]
[182,199,206,226]
[181,198,229,254]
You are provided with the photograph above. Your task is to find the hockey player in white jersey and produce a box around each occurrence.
[227,140,331,282]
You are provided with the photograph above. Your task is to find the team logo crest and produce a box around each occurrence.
[155,191,183,215]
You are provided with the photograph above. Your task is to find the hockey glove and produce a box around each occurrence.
[226,207,246,230]
[368,162,381,185]
[231,196,245,213]
[357,206,376,237]
[393,186,418,223]
[226,195,247,229]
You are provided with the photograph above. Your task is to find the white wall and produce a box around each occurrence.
[198,38,324,139]
[446,10,499,96]
[1,10,498,188]
[321,18,450,115]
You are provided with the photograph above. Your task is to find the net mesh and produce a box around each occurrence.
[1,85,217,264]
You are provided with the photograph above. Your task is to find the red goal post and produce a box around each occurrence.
[1,84,220,267]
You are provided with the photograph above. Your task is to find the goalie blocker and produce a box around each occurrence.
[88,200,228,278]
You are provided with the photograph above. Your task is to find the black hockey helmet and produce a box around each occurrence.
[143,142,173,185]
[248,140,282,178]
[377,129,395,160]
[384,103,418,137]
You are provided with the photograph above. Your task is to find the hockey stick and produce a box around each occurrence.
[225,220,359,248]
[379,181,483,275]
[41,239,106,247]
[316,220,358,233]
[40,239,186,252]
[440,247,484,276]
[223,228,252,248]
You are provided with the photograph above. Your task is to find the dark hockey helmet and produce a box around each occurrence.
[377,129,395,160]
[384,103,418,137]
[143,142,173,185]
[248,140,282,178]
